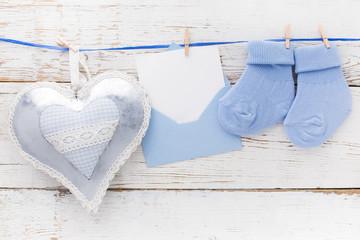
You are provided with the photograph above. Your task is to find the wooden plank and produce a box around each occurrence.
[0,0,360,84]
[1,189,360,239]
[1,0,360,239]
[1,87,360,190]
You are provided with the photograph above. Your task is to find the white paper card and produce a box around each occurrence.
[136,46,225,124]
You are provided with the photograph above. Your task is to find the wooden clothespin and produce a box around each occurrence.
[184,28,190,56]
[56,35,79,52]
[285,24,291,49]
[318,25,330,48]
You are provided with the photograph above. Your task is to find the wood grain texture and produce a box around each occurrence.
[1,189,360,240]
[1,87,360,190]
[1,0,360,239]
[0,0,360,84]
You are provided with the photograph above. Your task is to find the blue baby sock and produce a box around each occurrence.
[218,40,295,135]
[284,43,352,148]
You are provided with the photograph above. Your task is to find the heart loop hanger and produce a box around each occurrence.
[56,36,91,94]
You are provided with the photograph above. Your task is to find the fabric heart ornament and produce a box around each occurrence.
[40,98,120,179]
[9,52,151,213]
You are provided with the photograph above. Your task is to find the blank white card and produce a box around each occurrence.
[136,46,225,124]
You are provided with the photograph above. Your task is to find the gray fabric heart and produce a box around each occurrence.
[9,72,151,213]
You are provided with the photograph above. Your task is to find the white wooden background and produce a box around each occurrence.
[1,0,360,239]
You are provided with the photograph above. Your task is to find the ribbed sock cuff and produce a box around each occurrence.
[295,43,342,73]
[246,40,294,65]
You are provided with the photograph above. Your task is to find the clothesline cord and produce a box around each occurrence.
[1,37,360,52]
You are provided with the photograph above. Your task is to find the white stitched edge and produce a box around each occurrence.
[8,71,151,214]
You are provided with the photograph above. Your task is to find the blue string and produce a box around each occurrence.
[1,37,360,52]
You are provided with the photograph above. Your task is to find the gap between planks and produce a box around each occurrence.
[1,187,360,196]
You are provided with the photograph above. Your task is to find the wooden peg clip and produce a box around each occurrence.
[56,35,79,52]
[285,24,291,49]
[318,25,330,48]
[184,28,190,56]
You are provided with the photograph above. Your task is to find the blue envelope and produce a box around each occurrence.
[142,43,242,167]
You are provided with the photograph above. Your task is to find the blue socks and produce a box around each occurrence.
[218,40,295,135]
[284,43,352,147]
[218,41,352,148]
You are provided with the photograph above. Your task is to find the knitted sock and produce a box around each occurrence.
[284,43,352,148]
[218,40,295,135]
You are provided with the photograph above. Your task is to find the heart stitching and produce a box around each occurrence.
[40,98,120,179]
[9,71,151,213]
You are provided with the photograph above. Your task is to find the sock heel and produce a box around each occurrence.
[218,100,257,136]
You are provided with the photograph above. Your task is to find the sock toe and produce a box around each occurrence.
[218,101,257,136]
[284,115,328,148]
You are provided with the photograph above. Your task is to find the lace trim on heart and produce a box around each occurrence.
[43,120,119,153]
[8,71,151,214]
